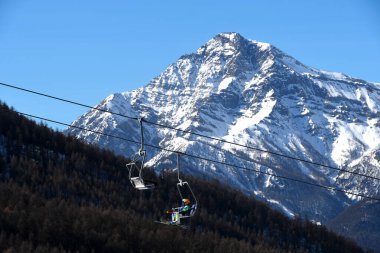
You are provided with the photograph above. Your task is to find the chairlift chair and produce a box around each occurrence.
[171,181,198,218]
[126,118,156,190]
[127,151,156,190]
[155,153,198,227]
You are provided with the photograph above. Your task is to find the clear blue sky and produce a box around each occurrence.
[0,0,379,130]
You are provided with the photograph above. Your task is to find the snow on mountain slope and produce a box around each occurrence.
[66,32,380,223]
[337,148,380,200]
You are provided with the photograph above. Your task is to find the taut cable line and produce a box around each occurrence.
[7,108,380,202]
[1,81,380,182]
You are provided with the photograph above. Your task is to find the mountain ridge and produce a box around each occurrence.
[66,32,380,224]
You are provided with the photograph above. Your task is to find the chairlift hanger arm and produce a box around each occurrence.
[176,152,182,185]
[138,117,145,155]
[175,153,197,207]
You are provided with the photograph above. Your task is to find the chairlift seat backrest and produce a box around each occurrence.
[127,151,156,190]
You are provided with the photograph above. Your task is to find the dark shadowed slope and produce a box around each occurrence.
[328,198,380,253]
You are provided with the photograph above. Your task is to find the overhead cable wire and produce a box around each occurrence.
[10,109,380,202]
[0,82,138,121]
[1,81,379,182]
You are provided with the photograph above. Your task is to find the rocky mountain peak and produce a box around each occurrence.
[198,32,247,53]
[197,33,270,65]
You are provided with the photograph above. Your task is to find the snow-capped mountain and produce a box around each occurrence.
[66,32,380,224]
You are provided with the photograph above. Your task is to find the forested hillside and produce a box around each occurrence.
[0,102,370,253]
[327,198,380,253]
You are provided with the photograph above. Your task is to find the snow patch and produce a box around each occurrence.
[267,199,295,217]
[218,77,235,92]
[319,70,350,81]
[256,42,271,51]
[226,89,276,142]
[329,117,380,166]
[356,87,378,112]
[313,80,356,100]
[281,55,317,75]
[260,56,274,72]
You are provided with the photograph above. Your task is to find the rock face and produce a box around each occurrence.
[66,33,380,225]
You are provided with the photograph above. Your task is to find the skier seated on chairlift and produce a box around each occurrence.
[179,198,191,216]
[166,198,192,224]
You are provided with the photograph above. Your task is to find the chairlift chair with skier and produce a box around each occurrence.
[155,153,197,227]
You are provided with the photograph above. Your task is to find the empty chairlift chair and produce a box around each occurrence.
[126,118,156,190]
